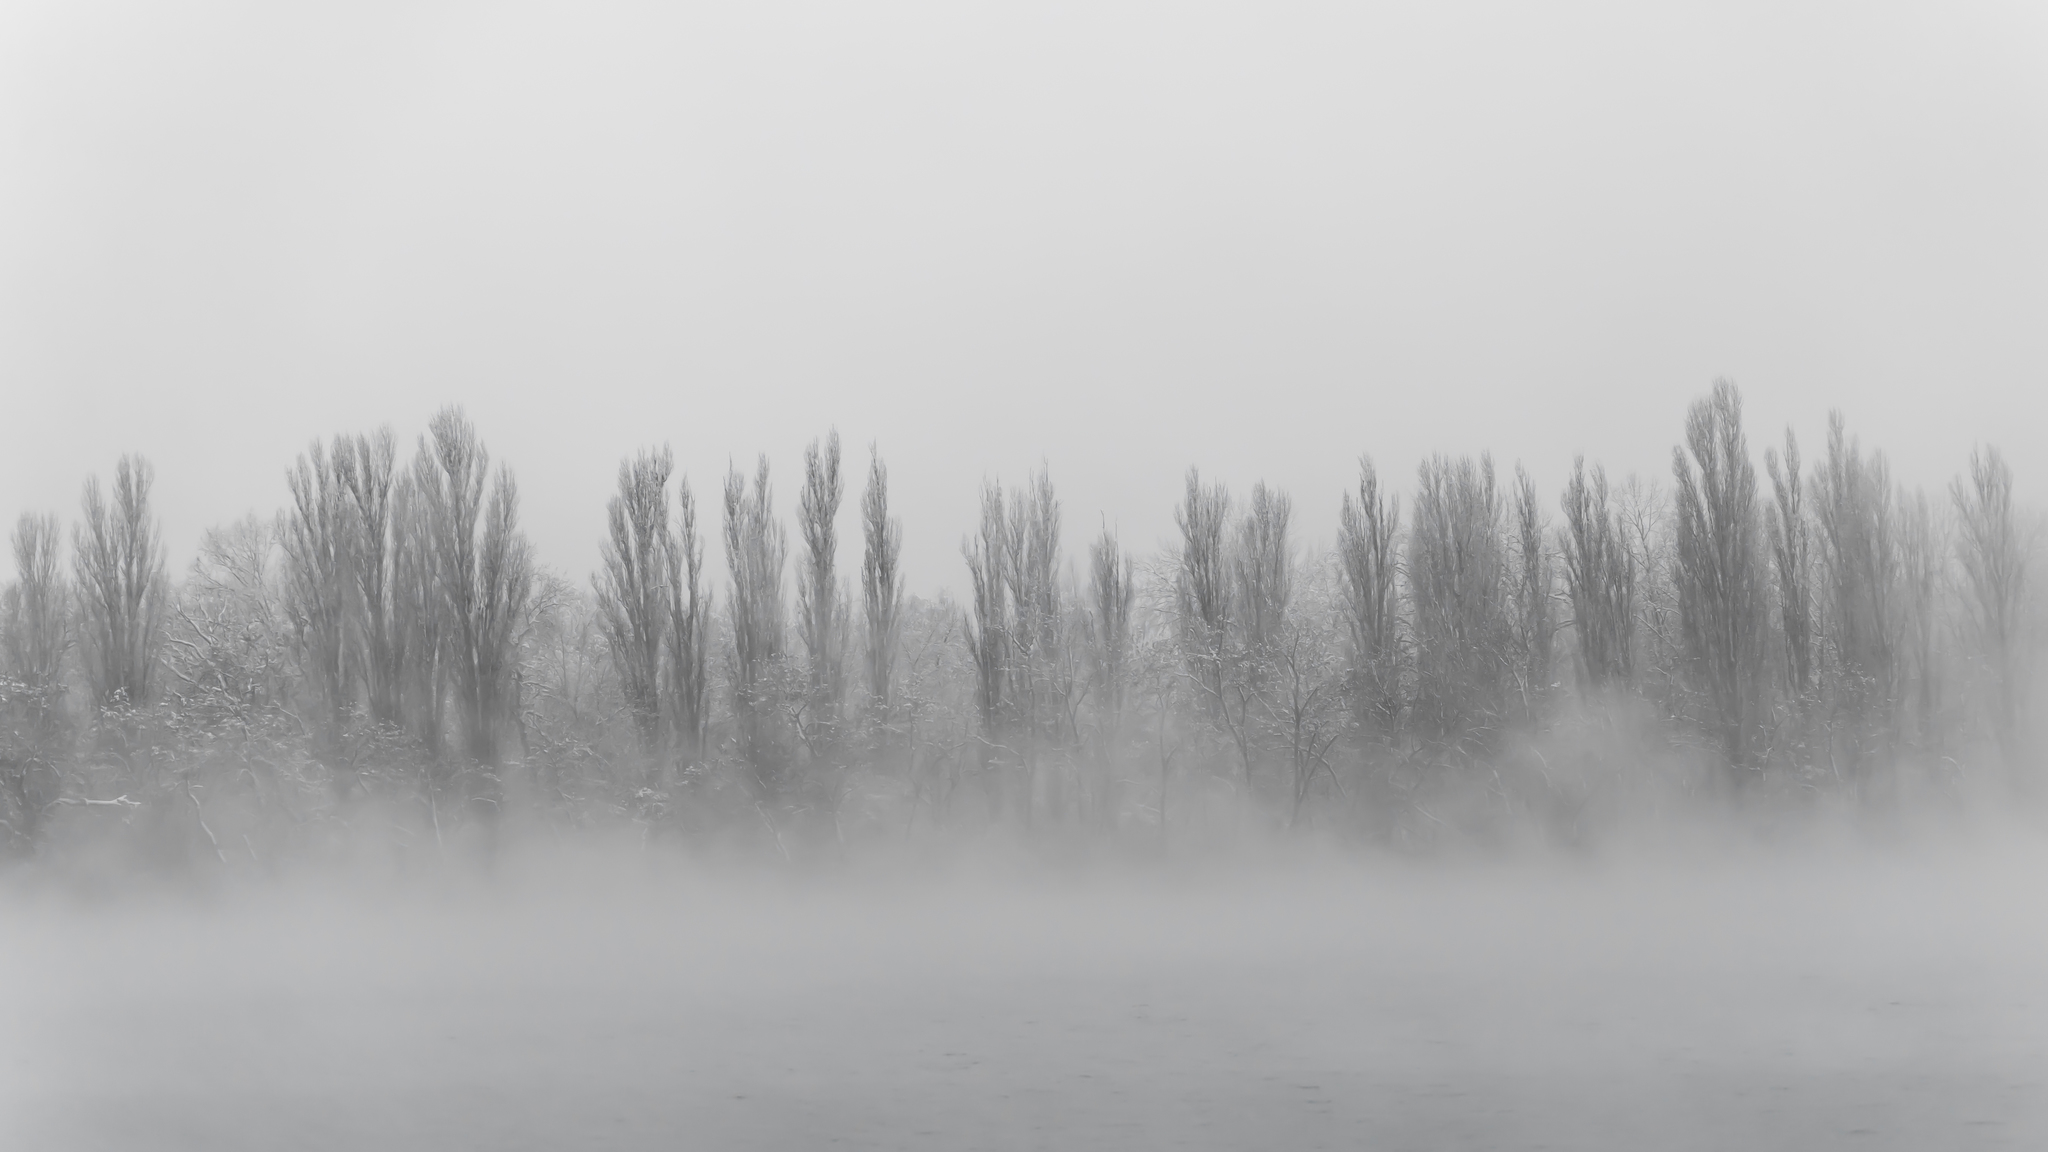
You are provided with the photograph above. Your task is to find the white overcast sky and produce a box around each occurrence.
[2,0,2044,592]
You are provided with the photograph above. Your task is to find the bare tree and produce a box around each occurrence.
[164,516,293,730]
[414,408,534,775]
[1896,486,1948,760]
[795,431,847,759]
[1272,599,1345,829]
[391,473,447,758]
[1670,379,1768,775]
[520,569,616,791]
[1813,411,1899,779]
[1951,445,2032,779]
[3,513,69,737]
[664,475,711,764]
[1511,464,1556,717]
[1175,469,1232,717]
[1408,453,1509,748]
[74,455,169,715]
[1004,468,1066,753]
[338,428,405,729]
[1235,481,1294,657]
[725,456,789,797]
[1084,524,1135,820]
[953,468,1072,819]
[1559,457,1634,691]
[280,437,357,772]
[1085,527,1135,736]
[594,447,674,758]
[962,481,1008,812]
[1014,469,1081,817]
[1764,428,1814,706]
[2,513,70,844]
[1337,456,1402,735]
[860,446,904,732]
[470,464,535,777]
[1617,476,1683,703]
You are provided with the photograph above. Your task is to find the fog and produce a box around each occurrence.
[6,833,2047,1150]
[7,0,2048,1144]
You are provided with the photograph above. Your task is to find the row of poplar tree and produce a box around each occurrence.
[0,383,2035,853]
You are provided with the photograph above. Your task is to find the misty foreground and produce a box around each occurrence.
[4,834,2045,1151]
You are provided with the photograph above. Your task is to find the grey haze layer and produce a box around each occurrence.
[5,845,2043,1150]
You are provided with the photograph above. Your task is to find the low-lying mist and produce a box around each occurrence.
[6,813,2047,1151]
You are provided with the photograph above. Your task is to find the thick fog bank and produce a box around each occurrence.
[5,835,2046,1151]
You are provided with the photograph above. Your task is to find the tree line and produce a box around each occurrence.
[0,382,2037,863]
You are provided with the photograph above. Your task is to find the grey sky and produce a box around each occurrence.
[3,0,2043,592]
